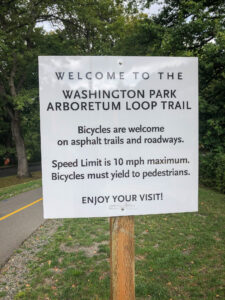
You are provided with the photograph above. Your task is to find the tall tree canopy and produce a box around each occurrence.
[117,0,225,152]
[0,0,125,177]
[151,0,225,153]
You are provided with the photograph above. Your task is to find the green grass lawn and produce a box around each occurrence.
[0,171,42,201]
[12,187,224,300]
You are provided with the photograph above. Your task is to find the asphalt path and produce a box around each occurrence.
[0,188,44,267]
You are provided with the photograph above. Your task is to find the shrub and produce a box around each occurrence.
[200,152,225,193]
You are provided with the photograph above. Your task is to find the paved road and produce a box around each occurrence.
[0,188,44,267]
[0,163,41,178]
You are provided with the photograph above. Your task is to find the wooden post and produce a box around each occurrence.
[110,216,135,300]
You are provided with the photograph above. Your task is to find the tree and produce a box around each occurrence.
[0,0,53,176]
[147,1,225,151]
[120,0,225,151]
[114,13,163,56]
[0,0,126,177]
[116,0,225,191]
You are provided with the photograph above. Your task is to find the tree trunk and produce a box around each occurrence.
[6,57,31,178]
[10,110,31,178]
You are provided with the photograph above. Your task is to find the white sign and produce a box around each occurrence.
[39,56,198,218]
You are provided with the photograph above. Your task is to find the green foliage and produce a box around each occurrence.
[199,37,225,153]
[117,0,225,191]
[0,109,15,164]
[114,14,163,56]
[200,152,225,193]
[151,0,225,54]
[54,0,125,55]
[13,89,38,111]
[0,0,127,167]
[20,90,41,162]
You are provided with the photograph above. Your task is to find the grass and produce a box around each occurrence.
[10,186,224,300]
[0,171,42,201]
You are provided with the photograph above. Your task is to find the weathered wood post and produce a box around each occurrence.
[110,216,135,300]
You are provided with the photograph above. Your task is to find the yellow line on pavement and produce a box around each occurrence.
[0,198,43,222]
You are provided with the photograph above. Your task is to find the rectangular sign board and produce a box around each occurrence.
[39,56,198,218]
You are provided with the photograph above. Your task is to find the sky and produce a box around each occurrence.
[144,1,164,16]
